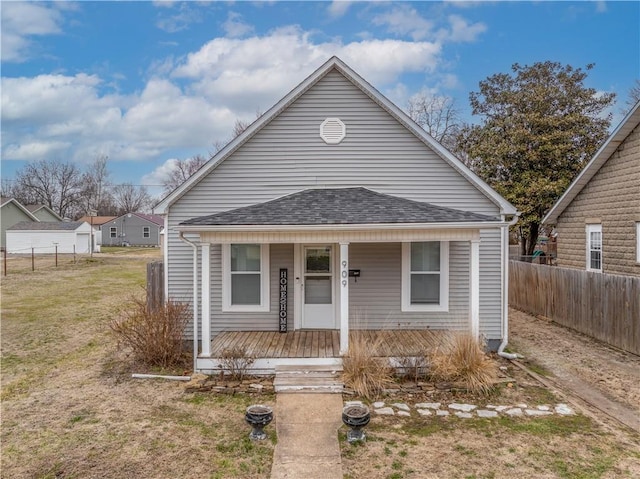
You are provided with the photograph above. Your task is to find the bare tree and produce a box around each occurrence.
[79,155,114,215]
[12,159,83,218]
[627,79,640,109]
[162,154,207,193]
[408,93,461,151]
[210,110,264,155]
[112,183,152,215]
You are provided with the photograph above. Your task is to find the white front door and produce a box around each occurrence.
[302,245,335,329]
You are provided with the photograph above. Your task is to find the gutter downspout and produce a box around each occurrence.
[179,232,199,372]
[498,213,524,360]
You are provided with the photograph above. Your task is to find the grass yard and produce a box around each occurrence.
[1,251,275,479]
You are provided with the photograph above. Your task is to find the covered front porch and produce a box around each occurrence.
[196,329,453,373]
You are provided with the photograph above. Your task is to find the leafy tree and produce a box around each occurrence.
[458,61,615,256]
[162,154,207,193]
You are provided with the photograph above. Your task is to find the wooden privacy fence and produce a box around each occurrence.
[509,261,640,355]
[146,261,164,309]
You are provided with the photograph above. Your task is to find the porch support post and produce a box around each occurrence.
[339,242,349,355]
[470,238,480,339]
[201,242,211,357]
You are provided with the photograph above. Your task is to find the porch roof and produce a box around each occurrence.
[180,188,499,228]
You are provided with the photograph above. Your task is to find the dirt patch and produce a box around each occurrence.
[509,308,640,421]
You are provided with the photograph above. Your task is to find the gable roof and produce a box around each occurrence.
[543,100,640,224]
[0,197,39,221]
[180,187,500,229]
[110,212,164,226]
[77,215,118,226]
[8,221,86,231]
[25,204,63,221]
[155,56,516,216]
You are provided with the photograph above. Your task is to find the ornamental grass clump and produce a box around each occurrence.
[110,295,189,368]
[428,333,498,393]
[342,334,395,400]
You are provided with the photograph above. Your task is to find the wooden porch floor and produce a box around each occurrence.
[210,329,451,359]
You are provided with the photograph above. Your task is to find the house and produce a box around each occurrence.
[0,197,39,250]
[543,101,640,277]
[101,213,164,247]
[6,221,92,254]
[154,57,518,373]
[24,204,63,222]
[77,215,117,251]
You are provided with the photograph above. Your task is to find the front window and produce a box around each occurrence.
[586,224,602,272]
[222,244,270,312]
[143,226,150,238]
[110,227,117,238]
[402,241,449,312]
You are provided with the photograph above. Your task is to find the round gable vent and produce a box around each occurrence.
[320,118,346,144]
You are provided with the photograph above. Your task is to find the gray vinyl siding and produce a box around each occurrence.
[348,242,469,330]
[479,229,503,340]
[167,69,504,339]
[1,202,35,249]
[101,215,161,246]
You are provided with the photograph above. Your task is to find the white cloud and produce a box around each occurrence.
[3,141,71,160]
[222,12,255,38]
[328,1,352,18]
[156,4,203,33]
[1,2,64,62]
[444,14,487,43]
[141,158,180,187]
[372,5,433,41]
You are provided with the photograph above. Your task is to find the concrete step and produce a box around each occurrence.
[274,365,344,394]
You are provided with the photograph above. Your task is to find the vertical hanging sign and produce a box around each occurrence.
[279,268,288,332]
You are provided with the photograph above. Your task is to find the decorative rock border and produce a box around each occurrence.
[359,401,576,418]
[183,374,275,394]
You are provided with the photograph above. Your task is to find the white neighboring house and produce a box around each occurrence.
[6,221,93,254]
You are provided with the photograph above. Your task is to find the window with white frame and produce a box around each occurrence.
[401,241,449,312]
[143,226,150,238]
[110,226,117,238]
[222,244,270,312]
[636,223,640,264]
[586,224,602,272]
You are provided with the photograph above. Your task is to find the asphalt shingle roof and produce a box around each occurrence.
[180,188,498,227]
[8,221,85,231]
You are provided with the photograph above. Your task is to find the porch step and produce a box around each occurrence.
[274,365,344,394]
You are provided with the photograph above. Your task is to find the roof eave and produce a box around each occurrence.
[176,220,507,233]
[543,100,640,225]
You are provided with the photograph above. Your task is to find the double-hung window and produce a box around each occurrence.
[143,226,150,238]
[401,241,449,312]
[222,244,270,312]
[110,227,117,238]
[586,224,602,272]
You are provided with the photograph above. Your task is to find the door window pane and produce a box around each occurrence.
[231,244,261,271]
[306,248,331,273]
[231,274,261,305]
[305,277,332,304]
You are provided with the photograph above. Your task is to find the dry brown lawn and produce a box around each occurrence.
[1,251,274,479]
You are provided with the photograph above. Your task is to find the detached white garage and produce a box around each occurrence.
[6,221,92,254]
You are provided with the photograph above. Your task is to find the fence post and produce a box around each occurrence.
[32,247,35,271]
[3,248,6,276]
[146,261,165,311]
[55,245,58,267]
[73,244,76,263]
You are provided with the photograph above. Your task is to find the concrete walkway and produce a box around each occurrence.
[270,393,343,479]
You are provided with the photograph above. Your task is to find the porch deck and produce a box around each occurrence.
[210,329,451,359]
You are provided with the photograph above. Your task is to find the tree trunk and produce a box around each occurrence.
[526,222,540,257]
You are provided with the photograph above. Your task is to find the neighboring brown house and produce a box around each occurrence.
[543,101,640,277]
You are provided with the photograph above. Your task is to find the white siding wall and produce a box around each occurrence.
[167,69,504,339]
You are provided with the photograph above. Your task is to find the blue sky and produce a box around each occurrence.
[1,1,639,197]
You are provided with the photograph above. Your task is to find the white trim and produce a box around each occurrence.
[299,244,337,329]
[401,241,449,312]
[163,215,169,302]
[196,356,343,375]
[320,118,346,144]
[201,243,211,357]
[636,223,640,264]
[221,243,270,312]
[586,223,603,272]
[0,198,40,222]
[339,242,349,355]
[469,239,480,338]
[154,56,516,216]
[293,244,302,329]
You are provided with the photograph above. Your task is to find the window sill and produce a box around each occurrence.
[222,304,270,313]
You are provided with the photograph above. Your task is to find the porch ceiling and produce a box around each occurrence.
[179,188,499,228]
